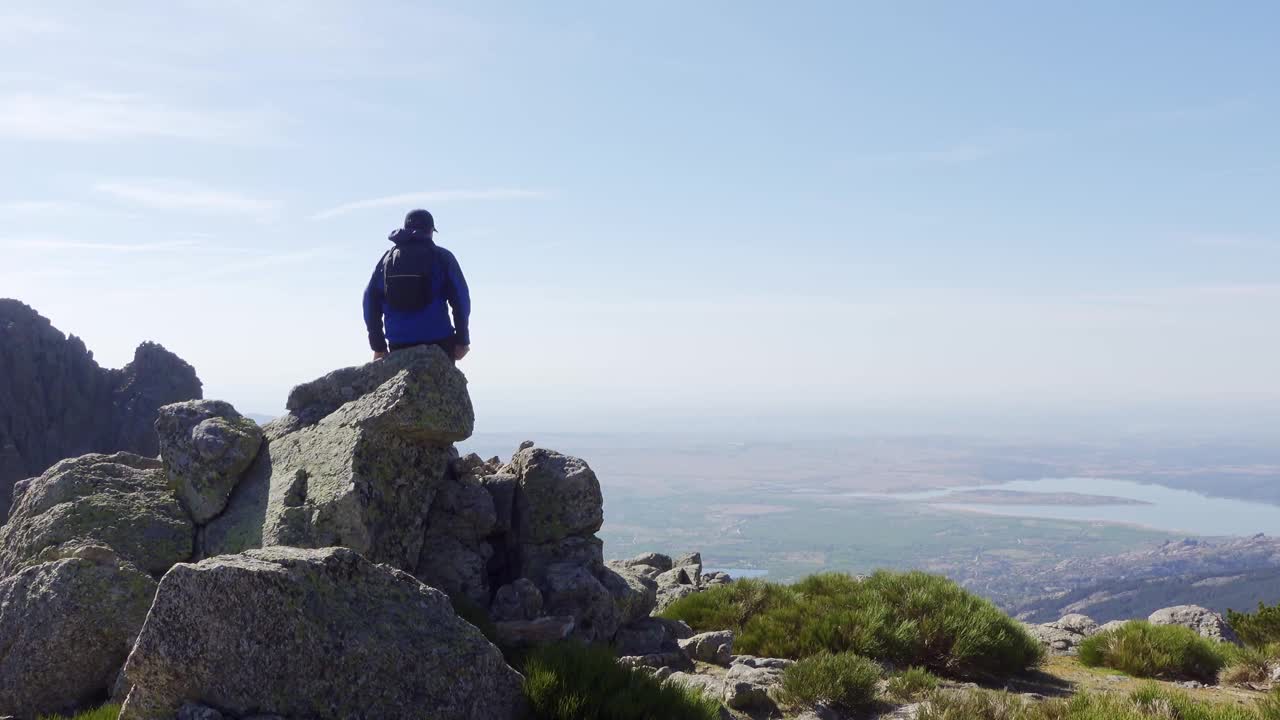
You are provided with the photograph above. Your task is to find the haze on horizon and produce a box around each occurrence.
[2,2,1277,439]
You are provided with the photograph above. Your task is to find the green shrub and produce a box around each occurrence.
[1229,602,1280,648]
[520,642,722,720]
[776,651,881,714]
[884,666,941,701]
[662,570,1044,679]
[1078,621,1229,683]
[1220,644,1277,686]
[917,685,1261,720]
[38,705,120,720]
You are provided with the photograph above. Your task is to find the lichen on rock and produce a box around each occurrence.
[0,452,193,578]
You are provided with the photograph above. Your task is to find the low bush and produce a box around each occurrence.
[1078,621,1230,683]
[38,705,120,720]
[775,651,881,714]
[662,570,1044,679]
[1220,644,1277,687]
[520,642,722,720]
[884,666,941,701]
[1229,602,1280,649]
[917,685,1264,720]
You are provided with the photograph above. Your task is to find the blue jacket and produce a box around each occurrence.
[363,229,470,352]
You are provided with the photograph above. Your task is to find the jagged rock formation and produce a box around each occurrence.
[0,300,201,517]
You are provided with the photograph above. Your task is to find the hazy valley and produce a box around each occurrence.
[462,431,1280,622]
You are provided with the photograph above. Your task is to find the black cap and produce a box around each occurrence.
[404,209,437,232]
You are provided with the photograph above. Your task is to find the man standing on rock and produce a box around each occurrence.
[363,209,471,362]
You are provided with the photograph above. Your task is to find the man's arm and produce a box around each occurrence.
[362,259,389,356]
[444,250,471,353]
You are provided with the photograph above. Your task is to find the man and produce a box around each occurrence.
[363,209,471,362]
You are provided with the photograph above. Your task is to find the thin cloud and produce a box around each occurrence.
[0,92,277,143]
[3,237,200,253]
[311,189,545,220]
[94,179,275,214]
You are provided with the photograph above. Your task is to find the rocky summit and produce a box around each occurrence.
[0,300,202,518]
[0,344,722,719]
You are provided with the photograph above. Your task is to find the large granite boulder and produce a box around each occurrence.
[268,345,473,440]
[509,448,603,543]
[119,547,524,720]
[1148,605,1241,644]
[0,547,157,719]
[0,301,201,519]
[0,452,193,578]
[156,400,262,523]
[201,346,473,573]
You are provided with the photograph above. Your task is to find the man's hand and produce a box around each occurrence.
[373,350,388,361]
[454,344,470,361]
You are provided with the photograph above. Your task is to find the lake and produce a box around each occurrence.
[863,477,1280,537]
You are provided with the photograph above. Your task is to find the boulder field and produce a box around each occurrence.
[0,346,717,719]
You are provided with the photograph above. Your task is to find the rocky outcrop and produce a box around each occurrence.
[680,630,735,666]
[0,452,193,577]
[0,547,157,720]
[0,300,202,518]
[1148,605,1241,644]
[119,547,524,720]
[0,341,732,717]
[201,346,472,573]
[1024,614,1100,655]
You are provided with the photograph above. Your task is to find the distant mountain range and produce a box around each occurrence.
[1007,535,1280,622]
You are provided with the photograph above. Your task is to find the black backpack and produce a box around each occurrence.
[382,242,435,312]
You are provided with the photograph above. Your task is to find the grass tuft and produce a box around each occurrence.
[662,570,1044,679]
[884,666,941,702]
[775,651,881,714]
[38,705,120,720]
[1078,621,1230,683]
[521,641,722,720]
[917,684,1267,720]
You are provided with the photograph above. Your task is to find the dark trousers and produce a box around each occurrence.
[389,337,456,362]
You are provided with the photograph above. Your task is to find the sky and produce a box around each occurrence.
[1,1,1277,438]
